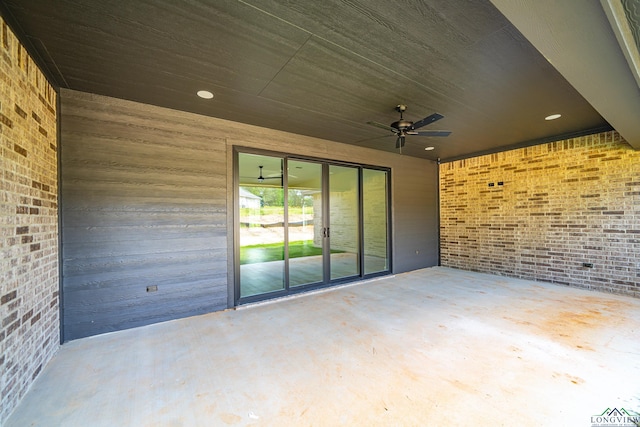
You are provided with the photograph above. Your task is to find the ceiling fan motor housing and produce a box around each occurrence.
[391,119,414,132]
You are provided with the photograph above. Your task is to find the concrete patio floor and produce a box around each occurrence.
[6,267,640,426]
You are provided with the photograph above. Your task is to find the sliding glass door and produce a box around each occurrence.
[363,168,389,274]
[329,165,360,280]
[236,151,390,303]
[288,160,323,288]
[238,153,285,298]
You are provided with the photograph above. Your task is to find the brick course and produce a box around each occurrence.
[1,17,59,424]
[440,131,640,297]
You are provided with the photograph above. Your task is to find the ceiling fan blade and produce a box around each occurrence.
[413,130,452,137]
[411,113,444,130]
[367,121,397,133]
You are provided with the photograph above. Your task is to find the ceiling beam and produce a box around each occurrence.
[491,0,640,150]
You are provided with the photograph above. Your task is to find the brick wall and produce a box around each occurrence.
[440,131,640,298]
[0,17,59,424]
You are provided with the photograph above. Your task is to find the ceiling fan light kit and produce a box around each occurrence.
[367,104,451,150]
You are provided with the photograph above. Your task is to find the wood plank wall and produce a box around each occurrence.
[60,90,228,340]
[61,89,439,340]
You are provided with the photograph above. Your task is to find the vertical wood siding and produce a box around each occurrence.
[61,90,227,340]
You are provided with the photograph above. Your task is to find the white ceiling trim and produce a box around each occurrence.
[601,0,640,89]
[491,0,640,150]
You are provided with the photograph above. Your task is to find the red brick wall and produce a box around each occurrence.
[0,17,59,424]
[440,131,639,297]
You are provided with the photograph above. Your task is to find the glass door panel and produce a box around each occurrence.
[329,165,360,280]
[238,153,285,297]
[363,169,389,274]
[288,160,323,287]
[237,150,391,303]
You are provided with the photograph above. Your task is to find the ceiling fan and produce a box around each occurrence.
[367,104,451,149]
[256,165,282,183]
[240,165,298,185]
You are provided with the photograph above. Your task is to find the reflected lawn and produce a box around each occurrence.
[240,240,341,264]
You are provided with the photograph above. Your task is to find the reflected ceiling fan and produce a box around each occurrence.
[256,165,282,183]
[251,166,298,183]
[367,104,451,149]
[240,165,298,184]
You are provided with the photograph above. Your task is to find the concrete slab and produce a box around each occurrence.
[6,267,640,426]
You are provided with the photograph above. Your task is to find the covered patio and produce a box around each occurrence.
[6,267,640,426]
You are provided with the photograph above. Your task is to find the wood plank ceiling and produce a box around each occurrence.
[1,0,623,160]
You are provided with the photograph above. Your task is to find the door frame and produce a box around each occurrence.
[233,147,392,306]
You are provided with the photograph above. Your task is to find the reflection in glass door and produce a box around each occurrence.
[238,153,285,298]
[329,165,360,280]
[288,160,323,287]
[237,150,390,303]
[363,169,389,274]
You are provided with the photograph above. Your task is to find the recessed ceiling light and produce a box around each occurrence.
[425,146,435,151]
[545,113,561,121]
[197,90,214,99]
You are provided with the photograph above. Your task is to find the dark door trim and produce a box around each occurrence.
[233,147,392,306]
